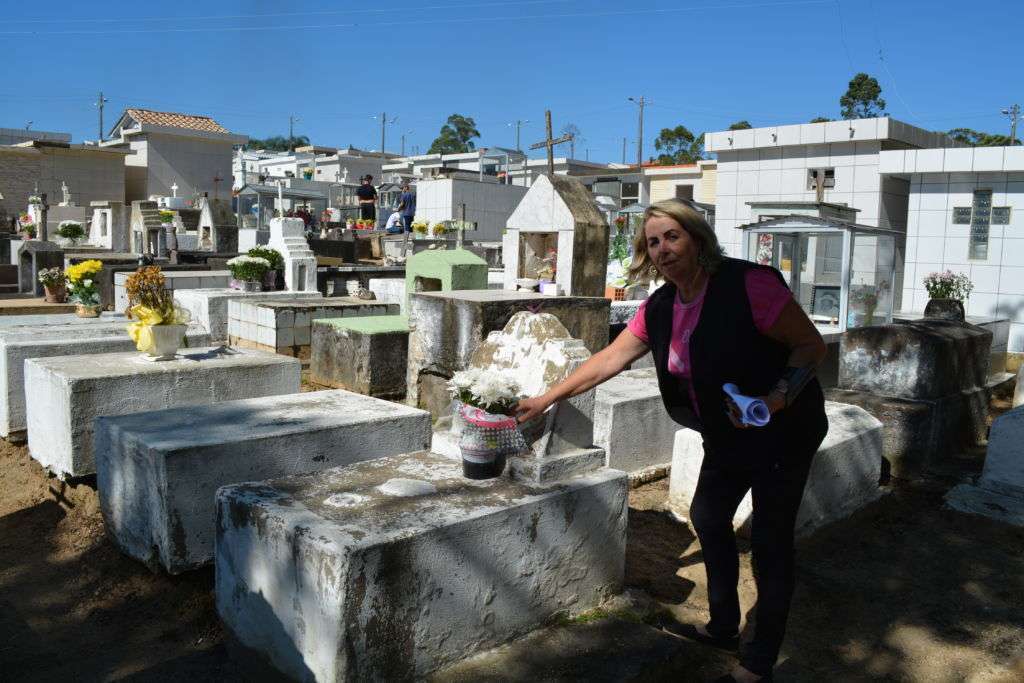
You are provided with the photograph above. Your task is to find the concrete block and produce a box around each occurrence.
[257,306,274,327]
[0,323,210,438]
[25,347,300,478]
[276,309,294,329]
[174,289,323,341]
[276,325,294,348]
[96,390,432,573]
[215,450,628,682]
[257,326,274,347]
[310,316,409,397]
[294,325,310,346]
[294,310,311,329]
[593,367,676,476]
[668,402,885,538]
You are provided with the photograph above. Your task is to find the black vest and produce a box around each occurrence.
[645,257,827,458]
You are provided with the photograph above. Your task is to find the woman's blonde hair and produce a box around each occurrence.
[627,198,724,282]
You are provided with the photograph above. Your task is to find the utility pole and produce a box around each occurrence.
[401,130,413,157]
[288,115,300,152]
[622,137,627,164]
[376,112,397,173]
[629,96,646,169]
[95,91,108,142]
[1003,104,1021,146]
[508,119,529,151]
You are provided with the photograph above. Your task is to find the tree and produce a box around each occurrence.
[653,125,705,165]
[947,128,1021,146]
[428,114,481,154]
[809,116,832,123]
[246,135,309,152]
[728,120,752,130]
[561,123,582,158]
[840,73,886,119]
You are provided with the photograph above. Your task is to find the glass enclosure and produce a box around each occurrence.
[744,223,897,332]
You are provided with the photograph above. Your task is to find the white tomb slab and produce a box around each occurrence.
[593,367,676,479]
[96,389,432,573]
[228,298,396,354]
[945,406,1024,526]
[173,288,323,341]
[215,450,627,683]
[668,402,885,538]
[25,347,300,478]
[0,322,210,438]
[114,270,231,313]
[267,217,317,292]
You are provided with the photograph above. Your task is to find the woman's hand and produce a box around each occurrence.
[724,392,785,429]
[515,395,552,423]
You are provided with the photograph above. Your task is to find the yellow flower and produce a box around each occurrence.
[66,259,103,283]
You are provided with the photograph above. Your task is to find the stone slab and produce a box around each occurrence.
[310,316,409,398]
[96,389,432,573]
[593,367,677,476]
[114,270,230,313]
[25,347,300,478]
[173,288,323,341]
[215,450,628,682]
[944,483,1024,527]
[406,290,609,417]
[667,402,885,538]
[979,406,1024,498]
[0,322,210,437]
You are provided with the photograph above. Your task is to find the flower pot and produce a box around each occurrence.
[144,324,186,361]
[924,298,965,322]
[230,278,263,292]
[43,283,67,304]
[75,303,102,318]
[457,405,526,480]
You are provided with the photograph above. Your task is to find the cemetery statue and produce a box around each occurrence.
[515,198,829,683]
[61,180,70,205]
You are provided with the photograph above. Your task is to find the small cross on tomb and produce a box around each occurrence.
[529,110,573,177]
[171,182,178,198]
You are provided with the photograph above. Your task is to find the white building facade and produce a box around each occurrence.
[880,145,1024,353]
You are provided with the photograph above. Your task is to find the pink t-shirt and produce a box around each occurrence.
[626,269,792,416]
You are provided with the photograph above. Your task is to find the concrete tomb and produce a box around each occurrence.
[89,201,131,251]
[826,319,993,479]
[173,288,323,341]
[310,316,410,398]
[405,248,488,310]
[0,321,210,439]
[431,312,605,483]
[25,347,300,478]
[197,197,238,253]
[18,240,64,295]
[945,406,1024,526]
[503,174,609,297]
[406,289,610,418]
[593,367,676,480]
[114,270,230,313]
[267,217,316,292]
[228,298,397,359]
[215,451,627,682]
[96,389,432,573]
[668,401,885,538]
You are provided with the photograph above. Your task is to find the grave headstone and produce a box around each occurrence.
[945,406,1024,526]
[310,316,410,398]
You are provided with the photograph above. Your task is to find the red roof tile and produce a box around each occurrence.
[124,108,229,134]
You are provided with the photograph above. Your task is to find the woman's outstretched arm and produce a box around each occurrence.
[514,329,650,422]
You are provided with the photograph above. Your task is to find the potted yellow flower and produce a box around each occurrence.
[65,259,104,317]
[124,266,191,360]
[431,222,447,238]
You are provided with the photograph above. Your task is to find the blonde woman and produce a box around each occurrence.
[516,199,828,682]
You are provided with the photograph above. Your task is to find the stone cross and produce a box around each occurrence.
[529,110,572,177]
[171,182,178,197]
[342,167,349,183]
[61,181,70,205]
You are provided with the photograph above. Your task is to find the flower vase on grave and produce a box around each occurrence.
[43,282,67,304]
[457,405,525,479]
[924,298,965,322]
[75,304,102,318]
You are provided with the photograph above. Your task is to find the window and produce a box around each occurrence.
[969,190,992,260]
[952,207,972,224]
[992,207,1011,225]
[807,168,835,190]
[620,181,639,208]
[675,185,694,200]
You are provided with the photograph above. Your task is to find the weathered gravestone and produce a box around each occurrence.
[945,405,1024,526]
[214,312,628,682]
[826,319,993,479]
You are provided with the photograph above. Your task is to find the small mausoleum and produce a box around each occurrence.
[738,202,898,332]
[503,174,609,297]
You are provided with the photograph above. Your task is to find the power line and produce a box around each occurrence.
[0,0,834,36]
[833,0,856,73]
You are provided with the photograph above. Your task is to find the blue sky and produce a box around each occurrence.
[1,0,1021,162]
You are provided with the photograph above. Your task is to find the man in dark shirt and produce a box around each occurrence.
[356,175,378,224]
[398,182,416,233]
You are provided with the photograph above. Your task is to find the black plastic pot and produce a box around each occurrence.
[461,453,507,480]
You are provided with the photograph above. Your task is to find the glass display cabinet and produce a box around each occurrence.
[741,217,898,332]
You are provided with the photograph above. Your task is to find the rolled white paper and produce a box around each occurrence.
[722,383,771,427]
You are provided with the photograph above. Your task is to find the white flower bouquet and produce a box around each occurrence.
[226,255,272,282]
[448,368,527,478]
[448,367,521,416]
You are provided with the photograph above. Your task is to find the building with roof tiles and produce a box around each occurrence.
[101,108,247,203]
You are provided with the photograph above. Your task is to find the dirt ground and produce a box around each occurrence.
[1,396,1023,682]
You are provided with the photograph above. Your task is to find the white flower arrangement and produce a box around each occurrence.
[448,367,521,416]
[226,255,272,281]
[28,195,42,205]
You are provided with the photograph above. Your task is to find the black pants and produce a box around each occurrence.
[359,203,376,221]
[689,442,817,676]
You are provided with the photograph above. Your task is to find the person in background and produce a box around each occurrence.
[356,175,378,224]
[515,198,828,683]
[383,209,404,233]
[398,181,416,233]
